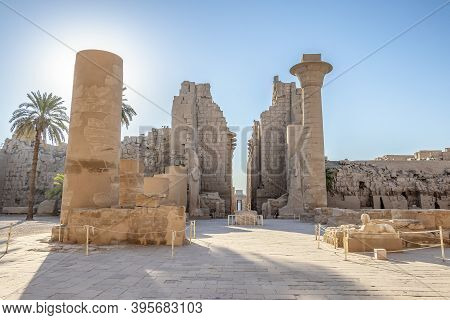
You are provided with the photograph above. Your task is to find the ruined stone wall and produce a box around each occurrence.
[375,148,450,161]
[327,160,450,210]
[196,84,234,213]
[0,131,170,211]
[0,138,66,210]
[0,150,8,209]
[171,81,235,214]
[121,128,170,177]
[249,76,302,213]
[247,120,261,210]
[0,81,234,216]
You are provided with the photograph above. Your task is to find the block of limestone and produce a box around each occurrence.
[374,248,388,260]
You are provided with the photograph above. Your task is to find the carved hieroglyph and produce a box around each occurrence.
[279,124,304,217]
[60,50,123,224]
[188,147,201,216]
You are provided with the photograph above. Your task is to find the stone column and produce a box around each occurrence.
[279,124,304,218]
[290,54,332,210]
[119,159,144,208]
[61,50,123,225]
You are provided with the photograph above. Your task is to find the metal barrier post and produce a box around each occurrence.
[189,221,193,243]
[334,230,338,249]
[439,226,446,262]
[317,223,321,249]
[171,230,175,257]
[193,221,196,239]
[344,228,349,261]
[85,225,89,256]
[5,223,12,254]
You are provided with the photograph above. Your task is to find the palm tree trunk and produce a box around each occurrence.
[26,130,40,220]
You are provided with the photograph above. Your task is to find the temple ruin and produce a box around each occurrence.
[52,49,185,246]
[247,54,450,217]
[247,54,333,216]
[0,51,449,225]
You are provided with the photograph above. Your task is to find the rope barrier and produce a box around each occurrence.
[1,220,197,259]
[399,229,440,234]
[227,214,264,226]
[317,223,321,249]
[5,223,12,254]
[318,224,448,261]
[66,224,189,235]
[439,226,446,262]
[0,223,13,260]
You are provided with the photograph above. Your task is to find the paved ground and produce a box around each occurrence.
[1,215,449,300]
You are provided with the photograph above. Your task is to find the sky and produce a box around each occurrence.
[0,0,449,192]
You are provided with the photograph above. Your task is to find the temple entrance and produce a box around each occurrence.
[236,200,242,211]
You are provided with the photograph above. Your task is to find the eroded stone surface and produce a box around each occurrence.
[52,205,185,246]
[61,50,123,224]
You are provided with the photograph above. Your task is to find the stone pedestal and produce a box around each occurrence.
[235,210,259,225]
[61,50,123,225]
[348,233,403,252]
[290,54,332,210]
[119,159,144,208]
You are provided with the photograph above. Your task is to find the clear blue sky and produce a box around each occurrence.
[1,0,449,191]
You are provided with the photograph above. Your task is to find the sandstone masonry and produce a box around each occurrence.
[0,138,65,210]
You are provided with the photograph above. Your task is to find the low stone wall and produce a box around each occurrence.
[314,207,450,229]
[199,192,225,218]
[52,205,186,246]
[235,210,259,225]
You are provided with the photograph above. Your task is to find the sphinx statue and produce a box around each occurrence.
[359,213,396,234]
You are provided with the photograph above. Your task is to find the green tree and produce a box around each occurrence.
[46,173,64,200]
[122,87,137,129]
[9,91,69,220]
[325,168,337,192]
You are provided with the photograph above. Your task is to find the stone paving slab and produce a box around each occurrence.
[0,216,449,300]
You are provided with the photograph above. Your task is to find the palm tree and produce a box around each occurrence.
[9,91,69,220]
[122,87,137,129]
[45,173,64,200]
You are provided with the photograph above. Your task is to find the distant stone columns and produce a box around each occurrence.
[290,54,332,210]
[61,50,123,225]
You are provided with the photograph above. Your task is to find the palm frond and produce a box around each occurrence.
[10,91,69,144]
[121,87,137,129]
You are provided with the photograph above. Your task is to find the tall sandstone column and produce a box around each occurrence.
[290,54,332,210]
[61,50,123,225]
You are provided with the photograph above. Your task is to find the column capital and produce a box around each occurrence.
[290,54,332,87]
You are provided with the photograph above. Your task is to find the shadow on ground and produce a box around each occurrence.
[9,220,371,300]
[2,219,448,300]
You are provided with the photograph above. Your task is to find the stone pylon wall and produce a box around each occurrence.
[171,81,235,214]
[248,77,302,212]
